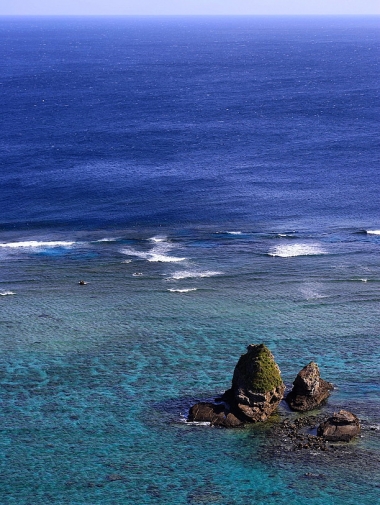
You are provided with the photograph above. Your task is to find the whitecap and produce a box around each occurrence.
[366,230,380,235]
[215,231,243,236]
[148,254,186,263]
[121,242,186,263]
[268,243,327,258]
[169,270,222,280]
[94,237,119,243]
[0,240,76,249]
[120,247,150,260]
[0,291,15,296]
[168,288,198,293]
[149,235,167,243]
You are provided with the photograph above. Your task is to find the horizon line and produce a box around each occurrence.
[0,14,379,17]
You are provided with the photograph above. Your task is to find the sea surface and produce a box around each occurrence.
[0,15,379,504]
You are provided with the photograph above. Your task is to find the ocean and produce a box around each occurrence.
[0,15,379,504]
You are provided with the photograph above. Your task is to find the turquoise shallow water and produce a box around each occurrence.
[0,228,379,504]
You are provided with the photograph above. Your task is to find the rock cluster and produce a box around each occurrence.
[270,415,329,451]
[187,344,363,446]
[317,410,361,441]
[269,410,361,453]
[188,344,285,427]
[286,361,333,411]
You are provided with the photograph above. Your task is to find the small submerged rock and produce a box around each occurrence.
[286,361,333,412]
[317,410,361,442]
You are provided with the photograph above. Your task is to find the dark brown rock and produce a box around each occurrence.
[317,410,361,441]
[188,402,244,428]
[286,361,333,411]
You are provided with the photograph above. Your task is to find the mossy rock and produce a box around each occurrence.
[233,343,283,394]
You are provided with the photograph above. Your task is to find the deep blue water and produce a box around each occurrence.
[0,16,379,504]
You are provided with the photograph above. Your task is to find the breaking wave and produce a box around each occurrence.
[94,237,119,243]
[121,238,186,263]
[268,243,327,258]
[149,236,167,243]
[0,240,76,249]
[0,291,15,296]
[169,270,222,280]
[168,288,198,293]
[366,230,380,235]
[277,232,297,238]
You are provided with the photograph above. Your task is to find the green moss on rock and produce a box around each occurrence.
[234,344,283,393]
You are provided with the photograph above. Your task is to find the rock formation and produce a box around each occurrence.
[227,343,286,421]
[317,410,361,441]
[286,361,333,411]
[188,344,285,427]
[188,402,245,428]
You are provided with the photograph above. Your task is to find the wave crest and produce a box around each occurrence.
[0,240,76,249]
[169,270,222,280]
[268,243,327,258]
[121,239,186,263]
[168,288,198,293]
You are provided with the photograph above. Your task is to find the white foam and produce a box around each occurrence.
[168,288,198,293]
[366,230,380,235]
[178,414,210,425]
[121,242,186,263]
[268,243,327,258]
[0,291,15,296]
[121,248,149,260]
[185,421,211,426]
[300,284,326,300]
[169,270,222,280]
[0,240,76,249]
[95,237,118,243]
[149,235,167,243]
[368,424,380,431]
[226,231,242,235]
[148,254,186,263]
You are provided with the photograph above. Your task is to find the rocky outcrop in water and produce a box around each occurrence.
[227,343,286,421]
[188,344,285,427]
[188,402,245,428]
[317,410,361,441]
[286,361,333,412]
